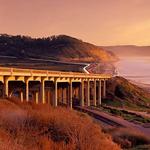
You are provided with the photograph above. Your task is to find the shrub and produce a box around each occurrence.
[103,127,150,149]
[0,99,120,150]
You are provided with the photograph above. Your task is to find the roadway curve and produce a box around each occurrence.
[83,64,90,74]
[28,58,90,74]
[0,55,90,74]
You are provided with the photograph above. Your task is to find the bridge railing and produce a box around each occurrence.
[0,67,112,79]
[0,67,12,75]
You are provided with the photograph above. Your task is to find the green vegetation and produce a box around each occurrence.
[90,106,150,149]
[141,97,150,103]
[102,107,150,124]
[127,144,150,150]
[104,127,150,149]
[105,76,150,111]
[0,34,117,63]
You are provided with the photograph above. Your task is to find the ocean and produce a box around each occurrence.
[115,57,150,85]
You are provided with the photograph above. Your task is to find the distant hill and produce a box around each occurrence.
[101,45,150,57]
[0,34,117,63]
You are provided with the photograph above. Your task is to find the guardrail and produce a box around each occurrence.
[0,67,112,79]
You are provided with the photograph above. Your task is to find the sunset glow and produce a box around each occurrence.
[0,0,150,45]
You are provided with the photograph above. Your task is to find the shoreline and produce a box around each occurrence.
[129,80,150,93]
[113,57,150,93]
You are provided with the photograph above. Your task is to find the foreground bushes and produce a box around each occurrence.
[0,99,120,150]
[103,127,150,149]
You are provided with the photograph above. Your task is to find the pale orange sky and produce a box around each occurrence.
[0,0,150,45]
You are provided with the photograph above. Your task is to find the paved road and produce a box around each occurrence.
[0,55,90,74]
[83,64,90,74]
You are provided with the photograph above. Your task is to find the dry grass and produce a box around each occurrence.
[0,99,120,150]
[103,127,150,149]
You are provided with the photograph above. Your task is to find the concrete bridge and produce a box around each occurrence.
[0,67,111,108]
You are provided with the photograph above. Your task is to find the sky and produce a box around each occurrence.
[0,0,150,46]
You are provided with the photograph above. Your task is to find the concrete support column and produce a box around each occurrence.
[103,80,106,98]
[98,80,102,106]
[72,85,79,101]
[62,87,67,104]
[25,80,29,102]
[61,87,63,104]
[86,80,90,106]
[54,80,58,107]
[41,79,45,104]
[35,91,39,104]
[47,91,50,104]
[74,87,78,99]
[66,86,68,105]
[4,78,9,97]
[80,80,84,106]
[59,87,62,103]
[20,91,23,102]
[70,80,73,109]
[67,84,70,106]
[93,80,97,106]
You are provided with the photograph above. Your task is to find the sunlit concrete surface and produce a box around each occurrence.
[0,67,111,109]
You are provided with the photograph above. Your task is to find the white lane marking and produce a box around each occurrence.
[83,64,90,74]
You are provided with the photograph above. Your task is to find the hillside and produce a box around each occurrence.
[0,34,117,63]
[105,76,150,110]
[0,99,120,150]
[102,45,150,57]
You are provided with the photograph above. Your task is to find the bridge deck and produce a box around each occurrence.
[0,67,111,79]
[0,67,111,109]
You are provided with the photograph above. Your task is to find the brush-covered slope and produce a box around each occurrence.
[0,34,117,63]
[0,99,120,150]
[105,76,150,110]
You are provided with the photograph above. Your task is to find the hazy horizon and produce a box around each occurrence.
[115,57,150,84]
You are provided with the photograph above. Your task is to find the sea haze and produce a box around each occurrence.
[115,57,150,84]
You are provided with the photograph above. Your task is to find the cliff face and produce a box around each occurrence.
[0,34,117,63]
